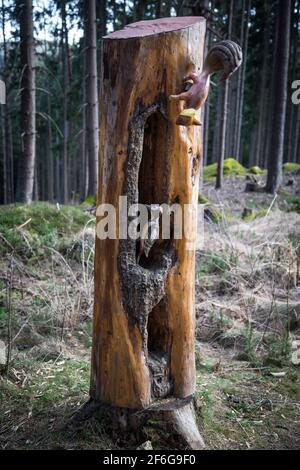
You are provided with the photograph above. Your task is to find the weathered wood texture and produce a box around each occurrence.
[91,17,206,409]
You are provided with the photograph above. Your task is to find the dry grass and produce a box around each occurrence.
[1,172,300,449]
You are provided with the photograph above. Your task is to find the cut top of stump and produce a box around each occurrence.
[103,16,205,40]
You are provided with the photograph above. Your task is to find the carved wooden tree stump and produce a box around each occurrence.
[90,17,206,449]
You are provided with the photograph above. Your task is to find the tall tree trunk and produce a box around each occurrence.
[47,95,54,202]
[235,0,250,163]
[112,0,117,30]
[55,133,61,202]
[255,0,269,167]
[155,0,163,18]
[201,0,210,167]
[85,0,99,198]
[163,0,172,16]
[61,0,69,203]
[6,116,14,202]
[286,0,300,163]
[1,106,7,203]
[266,0,291,193]
[16,0,36,204]
[1,0,7,203]
[216,0,233,189]
[134,0,146,21]
[203,98,210,166]
[233,0,245,161]
[122,0,127,27]
[97,0,107,38]
[212,83,223,164]
[81,34,88,201]
[293,104,300,163]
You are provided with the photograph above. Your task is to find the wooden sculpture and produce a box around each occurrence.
[86,18,242,450]
[170,40,242,126]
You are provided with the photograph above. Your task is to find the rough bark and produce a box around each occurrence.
[233,0,245,161]
[236,0,250,163]
[97,0,107,38]
[212,82,223,164]
[61,0,69,203]
[1,106,6,203]
[255,0,270,167]
[216,0,233,189]
[15,0,36,204]
[266,0,291,193]
[90,17,205,449]
[46,93,54,202]
[293,104,300,164]
[84,0,99,197]
[286,0,300,163]
[1,0,14,204]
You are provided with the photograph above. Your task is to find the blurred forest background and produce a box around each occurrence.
[0,0,299,204]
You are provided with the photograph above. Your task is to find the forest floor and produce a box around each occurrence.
[0,167,300,450]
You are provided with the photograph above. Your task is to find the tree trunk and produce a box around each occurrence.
[266,0,291,193]
[286,0,300,163]
[216,81,228,188]
[212,82,223,164]
[61,0,69,203]
[81,34,88,201]
[134,0,146,21]
[255,0,269,168]
[47,95,54,202]
[216,0,233,189]
[16,0,36,204]
[1,105,7,203]
[90,17,206,449]
[1,0,14,204]
[97,0,107,38]
[236,0,250,163]
[202,0,211,166]
[233,0,245,161]
[293,104,300,163]
[84,0,99,198]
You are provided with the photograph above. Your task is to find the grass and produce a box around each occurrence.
[0,202,93,256]
[0,354,116,449]
[242,208,269,221]
[1,192,300,449]
[195,357,300,449]
[197,252,232,276]
[283,194,300,213]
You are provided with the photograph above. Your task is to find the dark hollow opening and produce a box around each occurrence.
[138,110,167,206]
[137,110,173,398]
[147,297,173,399]
[137,111,170,269]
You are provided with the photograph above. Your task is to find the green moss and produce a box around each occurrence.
[283,162,300,173]
[248,166,266,175]
[198,193,210,204]
[197,253,230,276]
[81,194,96,206]
[242,209,268,221]
[283,194,300,213]
[203,158,247,182]
[198,193,223,222]
[0,203,93,256]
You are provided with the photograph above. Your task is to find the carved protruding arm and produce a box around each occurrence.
[204,40,243,81]
[169,39,243,126]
